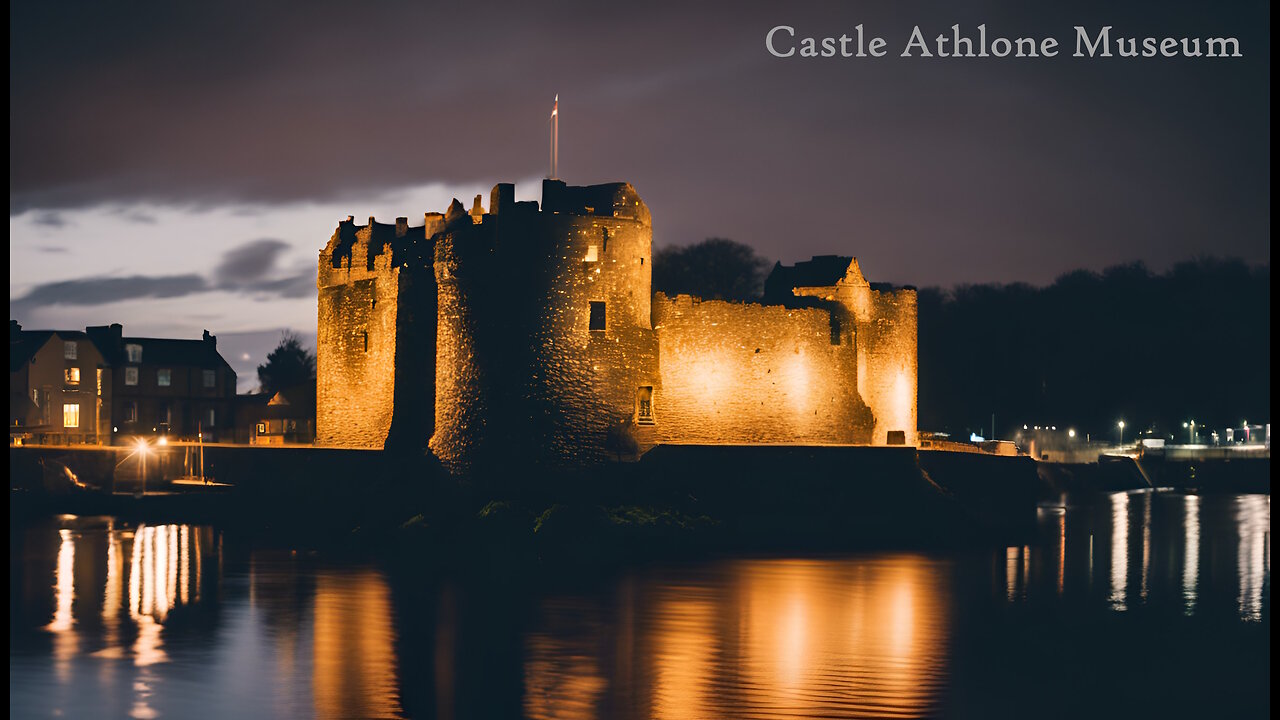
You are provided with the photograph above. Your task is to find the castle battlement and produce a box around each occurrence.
[316,179,918,467]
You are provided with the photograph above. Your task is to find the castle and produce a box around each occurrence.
[316,179,916,472]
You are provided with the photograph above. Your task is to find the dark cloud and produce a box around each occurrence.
[12,238,314,311]
[251,273,315,299]
[11,274,209,313]
[8,0,1271,286]
[32,212,69,228]
[214,238,291,286]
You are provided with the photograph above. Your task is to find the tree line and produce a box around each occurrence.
[654,240,1270,441]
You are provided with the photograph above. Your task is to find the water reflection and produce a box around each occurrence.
[312,569,405,719]
[1109,492,1129,610]
[1236,495,1269,621]
[524,555,951,720]
[1182,495,1200,614]
[9,492,1272,719]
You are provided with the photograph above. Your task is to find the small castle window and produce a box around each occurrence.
[640,257,644,266]
[637,386,655,425]
[585,245,599,262]
[589,302,606,332]
[601,227,609,252]
[362,331,369,352]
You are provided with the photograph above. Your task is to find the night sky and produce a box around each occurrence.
[9,1,1270,389]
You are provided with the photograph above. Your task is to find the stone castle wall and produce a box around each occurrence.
[857,288,918,445]
[316,219,412,449]
[316,179,917,463]
[430,182,658,472]
[651,294,873,445]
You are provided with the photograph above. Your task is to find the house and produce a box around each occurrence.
[9,321,237,445]
[10,321,109,445]
[241,384,316,445]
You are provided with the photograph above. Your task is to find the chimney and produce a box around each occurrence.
[203,329,216,348]
[368,216,377,228]
[395,217,409,237]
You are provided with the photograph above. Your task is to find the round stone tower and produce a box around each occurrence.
[430,180,659,474]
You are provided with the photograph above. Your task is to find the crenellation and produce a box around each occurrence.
[316,179,917,465]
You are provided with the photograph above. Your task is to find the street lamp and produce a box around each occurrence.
[1117,420,1125,446]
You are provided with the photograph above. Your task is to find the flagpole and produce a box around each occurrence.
[550,94,559,180]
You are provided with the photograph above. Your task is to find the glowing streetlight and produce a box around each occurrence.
[1117,420,1125,446]
[1068,428,1076,439]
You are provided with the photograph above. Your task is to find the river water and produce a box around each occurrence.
[9,491,1270,719]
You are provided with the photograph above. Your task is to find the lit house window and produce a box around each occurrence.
[589,301,606,332]
[63,403,80,428]
[125,367,139,386]
[64,368,81,385]
[157,369,172,387]
[585,245,599,262]
[125,344,143,362]
[64,341,77,360]
[203,369,216,388]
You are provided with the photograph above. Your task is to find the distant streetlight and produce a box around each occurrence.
[1068,428,1076,439]
[1117,420,1125,445]
[1183,420,1196,444]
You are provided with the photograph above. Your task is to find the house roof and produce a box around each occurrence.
[10,331,53,372]
[9,330,95,372]
[120,337,233,370]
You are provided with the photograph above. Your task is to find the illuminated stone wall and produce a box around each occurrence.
[784,258,918,445]
[858,287,918,445]
[315,217,429,448]
[431,181,659,473]
[315,179,916,462]
[652,294,873,445]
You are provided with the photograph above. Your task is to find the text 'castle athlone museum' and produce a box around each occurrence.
[317,179,917,472]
